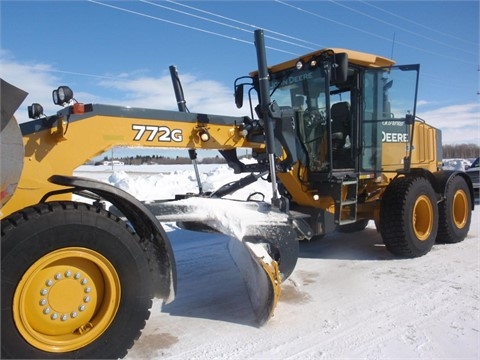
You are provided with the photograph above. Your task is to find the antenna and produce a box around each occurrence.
[390,32,396,59]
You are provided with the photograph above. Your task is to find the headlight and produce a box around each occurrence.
[27,103,44,119]
[52,86,74,105]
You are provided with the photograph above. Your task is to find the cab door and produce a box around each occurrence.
[360,65,420,174]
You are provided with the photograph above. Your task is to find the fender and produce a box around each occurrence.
[432,170,475,210]
[47,174,177,303]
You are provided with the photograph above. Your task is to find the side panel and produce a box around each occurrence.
[381,120,440,173]
[2,105,264,217]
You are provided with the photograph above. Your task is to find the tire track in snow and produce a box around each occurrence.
[266,241,479,359]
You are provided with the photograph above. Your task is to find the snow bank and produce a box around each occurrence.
[76,163,273,202]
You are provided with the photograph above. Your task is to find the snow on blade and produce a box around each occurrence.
[149,197,290,242]
[148,197,289,323]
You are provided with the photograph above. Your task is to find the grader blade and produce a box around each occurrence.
[0,79,28,208]
[228,238,281,324]
[146,197,298,324]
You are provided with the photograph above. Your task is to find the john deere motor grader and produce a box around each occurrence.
[1,30,474,358]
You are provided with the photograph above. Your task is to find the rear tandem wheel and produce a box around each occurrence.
[1,202,154,359]
[436,175,472,243]
[380,176,439,258]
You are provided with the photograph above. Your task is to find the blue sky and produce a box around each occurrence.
[1,0,479,155]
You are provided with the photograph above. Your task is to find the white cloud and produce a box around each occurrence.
[0,52,62,119]
[1,54,248,123]
[417,102,480,145]
[98,73,247,117]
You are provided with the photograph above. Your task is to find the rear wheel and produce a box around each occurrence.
[436,175,472,243]
[1,202,153,359]
[380,177,438,257]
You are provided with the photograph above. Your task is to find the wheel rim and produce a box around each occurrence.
[452,189,468,229]
[413,194,434,241]
[13,247,121,353]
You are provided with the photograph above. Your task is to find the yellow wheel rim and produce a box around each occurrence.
[452,189,468,229]
[13,247,121,353]
[413,194,434,241]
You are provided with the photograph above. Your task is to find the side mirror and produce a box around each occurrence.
[405,113,414,125]
[234,84,244,109]
[331,53,348,85]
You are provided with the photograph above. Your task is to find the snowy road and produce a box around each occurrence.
[126,212,479,359]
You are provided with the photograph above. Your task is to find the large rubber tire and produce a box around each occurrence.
[436,175,472,243]
[380,177,438,258]
[1,202,154,359]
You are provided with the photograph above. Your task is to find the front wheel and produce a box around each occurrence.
[1,202,154,359]
[436,175,472,243]
[380,177,438,258]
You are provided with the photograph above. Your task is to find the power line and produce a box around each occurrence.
[11,0,475,88]
[275,0,476,65]
[163,0,327,49]
[330,0,476,56]
[360,0,478,47]
[141,0,318,51]
[87,0,298,55]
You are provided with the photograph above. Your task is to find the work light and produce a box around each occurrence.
[52,86,74,105]
[27,103,44,119]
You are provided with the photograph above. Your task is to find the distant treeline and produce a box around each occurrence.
[442,144,479,159]
[94,154,228,165]
[93,143,479,166]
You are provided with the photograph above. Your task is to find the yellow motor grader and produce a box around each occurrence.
[1,30,474,358]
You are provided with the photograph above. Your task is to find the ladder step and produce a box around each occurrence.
[338,200,357,206]
[333,177,359,226]
[338,218,357,225]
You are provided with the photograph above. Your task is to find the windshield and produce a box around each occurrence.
[270,67,327,111]
[269,67,329,171]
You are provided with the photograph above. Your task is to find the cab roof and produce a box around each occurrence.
[251,48,395,75]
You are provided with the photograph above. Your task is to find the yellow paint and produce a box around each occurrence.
[13,247,120,352]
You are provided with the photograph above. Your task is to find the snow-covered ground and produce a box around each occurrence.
[75,164,480,359]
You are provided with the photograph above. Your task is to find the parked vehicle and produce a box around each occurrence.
[466,157,479,190]
[442,158,471,171]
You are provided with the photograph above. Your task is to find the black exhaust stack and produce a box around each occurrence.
[254,29,281,208]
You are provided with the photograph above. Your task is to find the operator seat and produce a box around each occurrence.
[330,101,351,150]
[293,95,305,110]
